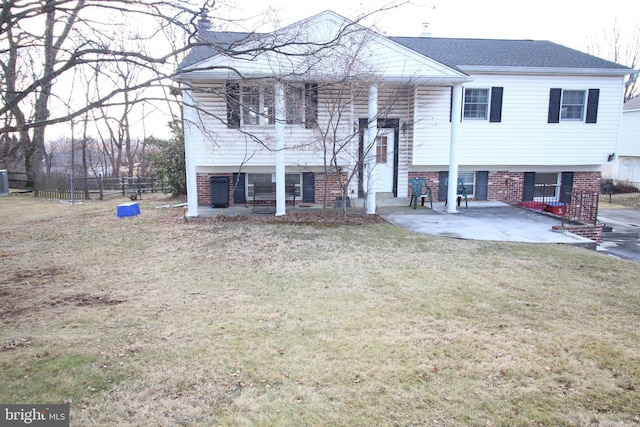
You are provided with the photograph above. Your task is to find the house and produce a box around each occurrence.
[603,95,640,183]
[174,10,634,217]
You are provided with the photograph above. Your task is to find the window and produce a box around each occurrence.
[375,136,388,163]
[462,87,503,122]
[560,90,585,120]
[533,173,560,201]
[548,88,599,124]
[463,88,489,119]
[247,173,301,197]
[226,83,317,128]
[241,86,261,125]
[458,171,475,197]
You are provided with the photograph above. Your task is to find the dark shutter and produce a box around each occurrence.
[523,172,535,201]
[449,87,453,123]
[585,89,599,124]
[438,171,448,201]
[489,87,503,123]
[302,172,315,203]
[560,172,574,203]
[476,171,489,200]
[232,173,246,204]
[548,88,562,123]
[305,83,318,129]
[226,83,240,128]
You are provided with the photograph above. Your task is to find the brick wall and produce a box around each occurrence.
[313,172,348,205]
[196,172,348,206]
[552,224,603,243]
[572,171,601,193]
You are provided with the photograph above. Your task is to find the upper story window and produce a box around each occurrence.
[463,88,489,119]
[227,83,317,128]
[548,88,600,124]
[461,87,503,122]
[560,90,585,120]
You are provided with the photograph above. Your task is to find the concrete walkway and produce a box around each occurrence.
[379,201,595,247]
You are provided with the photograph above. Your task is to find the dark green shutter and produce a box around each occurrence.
[548,88,562,123]
[302,172,315,203]
[438,171,448,201]
[560,172,573,203]
[489,87,503,123]
[586,89,599,124]
[476,171,489,200]
[523,172,535,201]
[226,83,240,128]
[232,173,246,203]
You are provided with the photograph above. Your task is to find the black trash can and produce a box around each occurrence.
[209,176,230,208]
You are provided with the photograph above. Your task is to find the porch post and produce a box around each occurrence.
[183,88,199,218]
[274,81,286,216]
[366,84,378,215]
[447,83,463,213]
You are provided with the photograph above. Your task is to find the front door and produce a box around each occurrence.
[371,128,395,193]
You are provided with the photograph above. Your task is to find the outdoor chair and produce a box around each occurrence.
[444,177,468,208]
[409,177,433,209]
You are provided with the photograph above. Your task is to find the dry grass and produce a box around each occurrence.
[1,194,639,426]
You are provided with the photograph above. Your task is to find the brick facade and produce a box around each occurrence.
[408,171,601,204]
[196,172,348,206]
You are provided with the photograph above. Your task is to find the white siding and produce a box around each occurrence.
[619,110,640,157]
[189,83,358,170]
[412,74,626,167]
[412,86,452,165]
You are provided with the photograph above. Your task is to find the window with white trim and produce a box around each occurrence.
[226,83,316,127]
[533,173,560,201]
[458,171,475,196]
[560,90,586,121]
[463,88,489,120]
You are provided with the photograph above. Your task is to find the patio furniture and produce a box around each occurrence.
[409,177,433,209]
[444,178,468,208]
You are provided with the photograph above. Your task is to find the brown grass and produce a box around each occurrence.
[1,194,639,426]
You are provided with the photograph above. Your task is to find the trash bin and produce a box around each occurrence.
[335,196,351,208]
[209,176,230,208]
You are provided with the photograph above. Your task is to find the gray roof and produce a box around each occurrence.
[390,37,631,70]
[178,29,631,73]
[178,31,255,70]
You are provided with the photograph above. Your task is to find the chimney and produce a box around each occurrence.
[197,9,211,32]
[420,22,432,38]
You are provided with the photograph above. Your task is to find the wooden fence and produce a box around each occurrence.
[31,172,168,201]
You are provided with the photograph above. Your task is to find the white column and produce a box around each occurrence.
[274,81,286,216]
[447,83,463,214]
[366,84,378,215]
[183,89,199,218]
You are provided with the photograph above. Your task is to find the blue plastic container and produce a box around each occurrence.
[117,202,140,217]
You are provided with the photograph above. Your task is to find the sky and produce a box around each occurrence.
[225,0,640,55]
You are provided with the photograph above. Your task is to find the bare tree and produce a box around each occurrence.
[587,20,640,101]
[0,0,211,184]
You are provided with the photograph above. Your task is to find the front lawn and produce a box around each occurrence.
[1,195,638,426]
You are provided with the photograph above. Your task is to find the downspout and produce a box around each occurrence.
[183,88,199,218]
[447,83,463,213]
[275,81,286,216]
[366,84,378,214]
